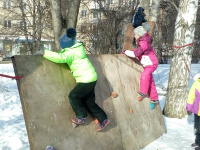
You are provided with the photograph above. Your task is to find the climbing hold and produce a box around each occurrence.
[94,119,99,124]
[111,92,118,98]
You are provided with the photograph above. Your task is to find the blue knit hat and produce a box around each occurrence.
[60,28,77,49]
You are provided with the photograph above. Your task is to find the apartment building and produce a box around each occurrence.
[77,0,135,54]
[0,0,53,60]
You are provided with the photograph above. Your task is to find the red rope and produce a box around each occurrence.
[172,42,194,78]
[0,74,23,80]
[172,42,194,49]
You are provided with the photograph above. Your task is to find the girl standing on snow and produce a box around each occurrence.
[186,74,200,150]
[122,26,159,110]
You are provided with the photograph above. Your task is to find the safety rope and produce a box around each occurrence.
[172,42,194,78]
[0,74,23,80]
[155,42,194,92]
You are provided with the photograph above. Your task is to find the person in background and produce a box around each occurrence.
[186,74,200,150]
[35,28,110,132]
[133,7,147,28]
[132,7,147,47]
[122,26,159,110]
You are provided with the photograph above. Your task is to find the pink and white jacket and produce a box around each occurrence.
[125,33,158,67]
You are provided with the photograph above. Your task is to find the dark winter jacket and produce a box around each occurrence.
[133,7,147,28]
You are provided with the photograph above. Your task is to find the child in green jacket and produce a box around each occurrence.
[35,28,110,132]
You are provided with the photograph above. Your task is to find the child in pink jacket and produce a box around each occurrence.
[123,26,159,110]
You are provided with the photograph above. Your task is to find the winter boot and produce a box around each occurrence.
[150,100,159,110]
[150,103,155,110]
[96,119,110,132]
[195,147,200,150]
[46,145,55,150]
[150,100,159,104]
[191,143,199,147]
[137,92,146,101]
[71,118,85,125]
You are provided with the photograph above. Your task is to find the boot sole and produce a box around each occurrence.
[71,119,85,125]
[96,120,110,132]
[137,96,143,101]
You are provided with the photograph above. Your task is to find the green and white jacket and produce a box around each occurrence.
[43,42,97,83]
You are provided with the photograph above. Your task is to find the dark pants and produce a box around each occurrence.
[68,81,107,123]
[195,114,200,145]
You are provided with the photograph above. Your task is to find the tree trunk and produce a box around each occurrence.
[32,0,37,54]
[66,0,81,28]
[149,0,161,22]
[20,0,31,53]
[163,0,198,118]
[156,0,164,63]
[36,0,42,53]
[140,0,150,20]
[49,0,63,52]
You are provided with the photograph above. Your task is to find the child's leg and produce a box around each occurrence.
[140,67,155,95]
[68,82,97,119]
[195,114,200,145]
[83,83,107,123]
[148,75,158,100]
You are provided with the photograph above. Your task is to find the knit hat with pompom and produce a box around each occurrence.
[60,28,77,49]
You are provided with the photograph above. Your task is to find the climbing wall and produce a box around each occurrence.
[12,55,166,150]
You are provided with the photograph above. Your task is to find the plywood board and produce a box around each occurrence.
[12,55,166,150]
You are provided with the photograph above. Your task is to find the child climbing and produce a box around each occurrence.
[186,74,200,150]
[35,28,110,132]
[121,26,159,110]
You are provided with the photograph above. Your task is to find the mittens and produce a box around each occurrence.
[34,49,44,55]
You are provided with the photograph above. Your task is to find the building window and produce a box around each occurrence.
[107,0,113,4]
[99,12,101,19]
[93,12,98,19]
[3,1,11,9]
[93,12,101,19]
[23,3,27,10]
[82,0,88,2]
[4,20,11,28]
[20,21,27,30]
[81,10,87,18]
[119,0,123,5]
[129,1,132,6]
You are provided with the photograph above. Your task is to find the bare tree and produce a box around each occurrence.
[140,0,150,19]
[151,0,180,63]
[149,0,161,21]
[79,0,139,54]
[48,0,63,51]
[163,0,198,118]
[0,0,53,55]
[48,0,81,51]
[66,0,81,28]
[19,0,32,53]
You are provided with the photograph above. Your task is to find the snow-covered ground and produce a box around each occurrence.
[0,63,199,150]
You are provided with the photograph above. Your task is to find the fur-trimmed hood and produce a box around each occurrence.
[194,73,200,81]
